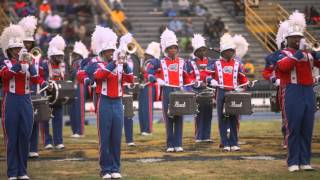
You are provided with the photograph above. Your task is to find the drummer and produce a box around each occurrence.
[138,42,161,136]
[207,33,248,151]
[68,41,89,138]
[18,15,43,158]
[148,28,195,152]
[0,24,44,180]
[187,34,215,143]
[41,35,67,150]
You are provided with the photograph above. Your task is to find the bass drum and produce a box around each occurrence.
[32,95,51,122]
[47,80,76,106]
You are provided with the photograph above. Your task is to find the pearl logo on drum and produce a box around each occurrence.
[174,101,186,108]
[229,101,243,108]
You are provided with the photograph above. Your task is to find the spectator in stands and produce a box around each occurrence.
[168,16,183,36]
[123,19,133,32]
[113,0,124,10]
[243,60,255,74]
[35,25,52,56]
[111,6,126,23]
[63,20,76,44]
[99,14,113,28]
[214,16,225,38]
[178,0,190,16]
[183,17,194,36]
[14,0,27,17]
[25,0,38,16]
[203,14,216,44]
[310,6,320,25]
[39,0,52,23]
[234,0,244,16]
[191,0,207,16]
[162,0,176,17]
[76,21,87,42]
[44,11,62,34]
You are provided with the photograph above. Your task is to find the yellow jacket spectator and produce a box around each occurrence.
[243,61,255,74]
[111,8,126,23]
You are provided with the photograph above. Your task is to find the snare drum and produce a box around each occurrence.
[224,92,252,115]
[169,90,197,116]
[196,90,214,106]
[123,94,134,118]
[47,80,76,106]
[32,95,51,122]
[270,92,280,112]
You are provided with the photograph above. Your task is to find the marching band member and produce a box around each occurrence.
[0,24,43,180]
[18,15,43,158]
[119,33,136,146]
[207,33,248,151]
[92,26,133,179]
[77,26,114,111]
[138,42,161,135]
[276,11,320,172]
[41,35,66,150]
[262,20,289,149]
[188,34,214,143]
[149,28,194,152]
[68,41,89,138]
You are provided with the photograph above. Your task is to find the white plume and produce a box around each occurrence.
[91,26,117,55]
[220,33,235,52]
[145,41,161,59]
[119,33,133,51]
[48,35,66,57]
[18,15,38,41]
[73,41,89,58]
[160,28,178,53]
[287,10,306,37]
[233,34,249,58]
[191,33,206,53]
[0,23,25,58]
[276,20,289,49]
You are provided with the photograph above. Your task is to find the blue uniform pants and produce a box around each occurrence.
[138,85,155,133]
[2,93,33,177]
[162,87,184,148]
[216,89,239,147]
[195,102,213,140]
[285,84,316,166]
[124,117,133,143]
[69,83,87,135]
[42,105,63,145]
[29,122,39,153]
[97,95,123,174]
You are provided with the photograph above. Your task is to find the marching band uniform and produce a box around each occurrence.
[208,34,248,151]
[149,29,194,152]
[0,24,43,180]
[276,11,320,172]
[138,42,161,135]
[68,41,89,137]
[92,26,133,179]
[188,34,214,142]
[18,16,43,158]
[41,35,66,150]
[262,20,289,149]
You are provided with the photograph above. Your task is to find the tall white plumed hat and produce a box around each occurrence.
[47,35,66,57]
[233,34,249,59]
[160,28,178,53]
[91,26,117,55]
[220,33,235,52]
[145,41,161,59]
[276,20,289,49]
[191,33,206,54]
[0,24,25,58]
[286,10,306,37]
[73,41,89,58]
[18,15,38,42]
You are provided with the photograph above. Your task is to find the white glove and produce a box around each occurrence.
[210,79,218,86]
[21,63,29,73]
[274,79,280,86]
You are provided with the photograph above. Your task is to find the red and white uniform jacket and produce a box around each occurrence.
[211,58,248,90]
[276,48,320,86]
[154,56,194,87]
[188,57,214,82]
[0,59,40,95]
[94,63,134,98]
[41,60,65,81]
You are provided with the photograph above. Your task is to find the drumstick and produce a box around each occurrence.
[38,85,49,94]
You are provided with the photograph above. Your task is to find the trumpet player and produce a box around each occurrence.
[18,15,44,158]
[0,24,44,180]
[276,11,320,172]
[92,27,134,179]
[68,41,89,138]
[41,35,66,150]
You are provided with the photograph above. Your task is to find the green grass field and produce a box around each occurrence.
[1,120,320,179]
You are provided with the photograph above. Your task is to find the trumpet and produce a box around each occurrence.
[126,42,137,54]
[30,47,42,60]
